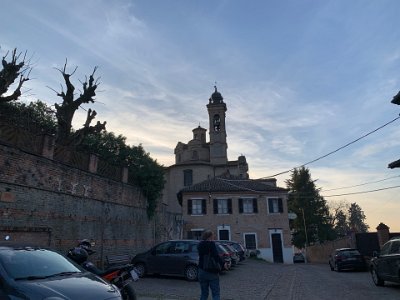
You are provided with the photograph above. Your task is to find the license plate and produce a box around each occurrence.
[347,258,356,261]
[130,269,139,281]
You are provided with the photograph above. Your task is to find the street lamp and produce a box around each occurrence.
[388,91,400,168]
[391,91,400,105]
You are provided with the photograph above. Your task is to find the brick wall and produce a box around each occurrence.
[0,143,179,267]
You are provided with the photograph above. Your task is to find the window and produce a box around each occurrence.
[219,229,229,240]
[380,242,391,255]
[213,114,221,131]
[268,198,283,213]
[213,199,232,214]
[239,198,258,214]
[187,229,203,240]
[244,233,257,250]
[187,199,206,215]
[183,169,193,186]
[155,242,173,255]
[390,241,400,254]
[192,150,198,160]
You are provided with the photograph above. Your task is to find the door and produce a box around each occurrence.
[148,241,176,274]
[271,233,283,263]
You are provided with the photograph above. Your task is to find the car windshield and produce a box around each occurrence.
[0,247,82,280]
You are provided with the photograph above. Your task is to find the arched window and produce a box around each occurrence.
[213,114,221,131]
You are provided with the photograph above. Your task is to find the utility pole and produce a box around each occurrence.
[301,208,309,263]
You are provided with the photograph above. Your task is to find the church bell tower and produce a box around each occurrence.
[207,86,228,165]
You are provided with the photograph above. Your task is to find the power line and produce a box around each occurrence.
[322,185,400,197]
[321,175,400,192]
[262,114,400,179]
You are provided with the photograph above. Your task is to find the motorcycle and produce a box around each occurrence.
[67,240,138,300]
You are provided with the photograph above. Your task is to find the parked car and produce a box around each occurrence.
[293,253,305,263]
[131,240,200,281]
[328,248,366,272]
[0,244,122,300]
[217,242,239,266]
[370,237,400,286]
[223,241,246,261]
[215,243,232,271]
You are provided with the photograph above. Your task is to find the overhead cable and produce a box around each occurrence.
[322,185,400,197]
[262,115,400,178]
[321,175,400,192]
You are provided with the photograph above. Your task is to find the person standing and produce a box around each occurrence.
[197,230,226,300]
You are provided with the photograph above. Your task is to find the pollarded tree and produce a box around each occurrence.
[286,166,335,248]
[0,48,31,103]
[52,60,106,147]
[348,202,369,233]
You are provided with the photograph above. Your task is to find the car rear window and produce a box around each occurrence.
[341,250,360,257]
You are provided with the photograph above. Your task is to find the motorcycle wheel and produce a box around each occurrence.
[121,282,137,300]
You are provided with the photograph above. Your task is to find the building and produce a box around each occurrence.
[162,87,292,263]
[178,175,293,263]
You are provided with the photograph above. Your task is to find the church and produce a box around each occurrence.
[162,87,250,213]
[162,87,293,263]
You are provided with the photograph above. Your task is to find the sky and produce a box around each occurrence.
[1,0,400,232]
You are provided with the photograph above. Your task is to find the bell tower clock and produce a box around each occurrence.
[207,86,228,165]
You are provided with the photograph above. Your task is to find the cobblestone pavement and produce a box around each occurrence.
[133,258,400,300]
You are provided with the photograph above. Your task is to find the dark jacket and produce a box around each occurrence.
[197,240,223,273]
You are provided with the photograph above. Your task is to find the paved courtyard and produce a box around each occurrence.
[134,258,400,300]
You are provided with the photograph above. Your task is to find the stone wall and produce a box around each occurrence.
[306,235,356,263]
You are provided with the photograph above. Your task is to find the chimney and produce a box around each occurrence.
[376,222,390,248]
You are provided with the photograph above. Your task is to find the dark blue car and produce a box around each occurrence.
[329,248,366,272]
[0,244,122,300]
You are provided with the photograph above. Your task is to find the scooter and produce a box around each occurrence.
[67,241,138,300]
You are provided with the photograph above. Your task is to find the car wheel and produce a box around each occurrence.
[371,267,384,286]
[329,262,334,271]
[134,263,146,278]
[120,281,137,300]
[334,262,341,272]
[184,265,198,281]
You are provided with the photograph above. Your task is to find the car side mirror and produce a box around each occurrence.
[372,250,379,258]
[151,249,156,256]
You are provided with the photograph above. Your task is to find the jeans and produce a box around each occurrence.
[198,268,220,300]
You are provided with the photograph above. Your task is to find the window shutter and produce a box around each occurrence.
[213,199,218,214]
[239,198,243,213]
[202,199,207,214]
[278,198,283,213]
[253,198,258,213]
[228,199,232,214]
[188,199,192,215]
[268,198,273,213]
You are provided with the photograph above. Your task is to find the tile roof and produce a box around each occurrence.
[180,177,288,194]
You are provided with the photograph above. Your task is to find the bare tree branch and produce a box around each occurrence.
[0,47,31,103]
[53,61,105,146]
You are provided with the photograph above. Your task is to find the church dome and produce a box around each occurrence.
[209,86,223,104]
